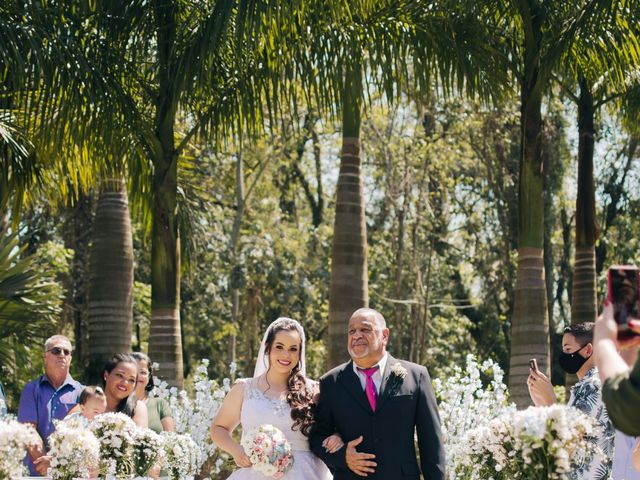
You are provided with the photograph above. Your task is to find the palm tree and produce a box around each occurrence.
[87,0,332,384]
[86,179,134,382]
[327,55,368,366]
[305,0,508,367]
[502,0,638,406]
[553,7,640,325]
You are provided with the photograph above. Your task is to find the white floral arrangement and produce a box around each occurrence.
[433,354,514,478]
[153,359,231,477]
[241,424,294,479]
[455,404,599,480]
[161,431,202,480]
[48,420,100,480]
[132,427,166,477]
[91,412,137,478]
[0,417,40,478]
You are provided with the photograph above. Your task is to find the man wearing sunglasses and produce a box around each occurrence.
[18,335,83,476]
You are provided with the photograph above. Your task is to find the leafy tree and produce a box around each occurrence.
[0,233,63,409]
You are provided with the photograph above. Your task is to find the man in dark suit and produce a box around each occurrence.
[310,308,445,479]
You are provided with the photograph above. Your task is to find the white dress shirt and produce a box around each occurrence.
[353,353,389,394]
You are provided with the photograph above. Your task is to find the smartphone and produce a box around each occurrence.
[529,358,538,372]
[607,265,640,339]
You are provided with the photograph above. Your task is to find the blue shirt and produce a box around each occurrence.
[18,374,83,475]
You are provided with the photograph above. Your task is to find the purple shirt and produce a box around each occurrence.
[18,374,83,475]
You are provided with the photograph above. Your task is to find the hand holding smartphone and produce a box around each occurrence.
[607,265,640,340]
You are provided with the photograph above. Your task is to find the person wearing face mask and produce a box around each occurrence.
[527,322,615,479]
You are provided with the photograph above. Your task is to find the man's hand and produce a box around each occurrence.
[33,455,51,476]
[345,436,376,477]
[527,369,557,406]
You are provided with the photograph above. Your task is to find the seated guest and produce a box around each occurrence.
[527,322,615,479]
[594,301,640,436]
[131,352,175,433]
[102,353,148,427]
[18,335,83,476]
[65,386,107,425]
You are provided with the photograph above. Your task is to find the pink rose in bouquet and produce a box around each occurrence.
[241,424,294,478]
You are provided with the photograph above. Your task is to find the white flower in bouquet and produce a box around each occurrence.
[241,424,294,479]
[132,427,166,477]
[0,417,40,478]
[161,431,202,480]
[456,404,599,480]
[91,412,137,478]
[48,421,100,480]
[152,359,230,476]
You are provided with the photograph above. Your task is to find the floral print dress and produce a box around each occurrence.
[567,367,615,480]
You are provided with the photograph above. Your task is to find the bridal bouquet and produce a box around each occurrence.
[455,405,599,480]
[161,431,202,480]
[91,412,137,478]
[241,424,294,479]
[0,418,40,478]
[48,421,100,480]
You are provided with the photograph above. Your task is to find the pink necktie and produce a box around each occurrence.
[359,367,379,411]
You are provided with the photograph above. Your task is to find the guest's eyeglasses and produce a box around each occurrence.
[46,347,72,357]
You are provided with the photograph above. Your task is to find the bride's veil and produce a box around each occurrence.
[253,317,307,378]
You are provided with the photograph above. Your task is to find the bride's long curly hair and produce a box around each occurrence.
[263,318,316,436]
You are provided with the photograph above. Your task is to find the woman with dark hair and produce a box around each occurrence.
[211,318,338,479]
[131,352,175,433]
[102,353,148,427]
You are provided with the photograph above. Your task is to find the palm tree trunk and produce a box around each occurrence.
[508,12,551,406]
[87,179,133,383]
[64,190,93,371]
[148,0,183,386]
[327,57,367,368]
[572,77,598,324]
[228,152,245,372]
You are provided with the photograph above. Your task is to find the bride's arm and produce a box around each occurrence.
[211,382,252,468]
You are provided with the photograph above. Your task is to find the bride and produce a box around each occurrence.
[211,317,338,479]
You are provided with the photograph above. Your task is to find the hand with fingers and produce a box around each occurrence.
[527,368,557,406]
[322,433,345,453]
[632,438,640,471]
[345,436,377,477]
[231,444,252,468]
[595,302,640,350]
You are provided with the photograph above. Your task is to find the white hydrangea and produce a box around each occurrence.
[0,417,40,478]
[433,354,514,478]
[455,404,599,479]
[132,426,166,476]
[152,359,231,477]
[48,421,100,480]
[161,431,202,480]
[90,412,138,477]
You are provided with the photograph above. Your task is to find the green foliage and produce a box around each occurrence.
[0,233,64,411]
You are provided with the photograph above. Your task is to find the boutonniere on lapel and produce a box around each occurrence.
[385,363,408,397]
[390,363,408,381]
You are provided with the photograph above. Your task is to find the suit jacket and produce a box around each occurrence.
[310,355,445,480]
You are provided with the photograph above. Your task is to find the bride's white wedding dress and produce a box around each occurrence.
[227,378,333,480]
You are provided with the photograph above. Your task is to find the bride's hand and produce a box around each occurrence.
[232,445,252,468]
[322,434,345,453]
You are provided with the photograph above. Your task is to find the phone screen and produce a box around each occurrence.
[608,266,640,325]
